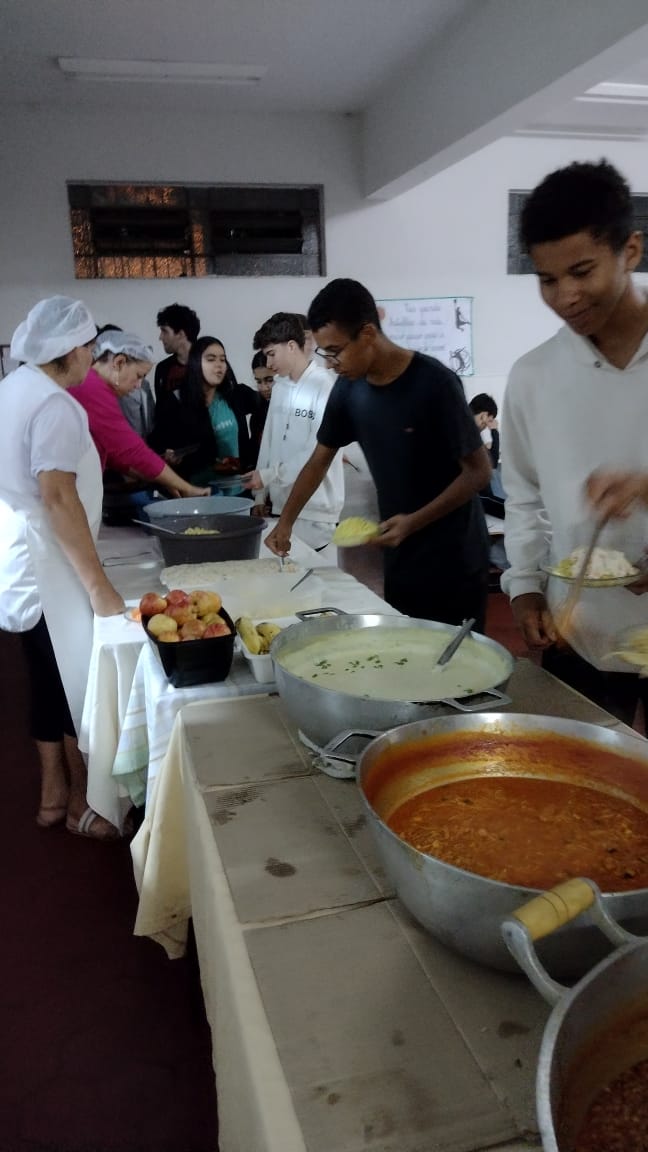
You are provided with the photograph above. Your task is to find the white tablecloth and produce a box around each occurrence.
[81,529,397,830]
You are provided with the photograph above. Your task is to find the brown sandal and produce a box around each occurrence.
[66,807,120,841]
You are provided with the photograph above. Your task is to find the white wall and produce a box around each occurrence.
[1,106,646,405]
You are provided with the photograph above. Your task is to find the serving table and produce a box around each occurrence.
[131,661,646,1152]
[80,525,398,830]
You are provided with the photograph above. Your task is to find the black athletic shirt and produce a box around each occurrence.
[317,352,489,577]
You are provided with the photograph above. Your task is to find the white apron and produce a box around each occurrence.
[27,443,104,735]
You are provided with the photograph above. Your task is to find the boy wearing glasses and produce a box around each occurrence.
[242,312,344,554]
[264,279,491,629]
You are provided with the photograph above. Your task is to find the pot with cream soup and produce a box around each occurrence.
[270,613,513,749]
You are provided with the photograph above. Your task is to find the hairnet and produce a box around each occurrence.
[10,296,97,365]
[93,330,154,363]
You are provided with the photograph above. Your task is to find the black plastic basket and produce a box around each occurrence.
[149,513,265,566]
[142,608,236,688]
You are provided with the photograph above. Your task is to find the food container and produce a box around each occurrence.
[142,608,236,688]
[270,613,513,749]
[502,879,648,1151]
[144,495,252,519]
[356,714,648,976]
[149,513,265,567]
[238,639,275,684]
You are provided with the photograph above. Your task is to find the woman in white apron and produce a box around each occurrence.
[0,297,125,838]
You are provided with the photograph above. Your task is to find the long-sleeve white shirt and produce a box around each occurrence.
[255,360,344,524]
[501,323,648,670]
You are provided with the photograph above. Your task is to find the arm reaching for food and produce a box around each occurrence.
[586,470,648,520]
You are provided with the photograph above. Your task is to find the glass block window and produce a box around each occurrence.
[68,183,324,279]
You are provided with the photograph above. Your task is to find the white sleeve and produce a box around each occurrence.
[499,365,551,601]
[28,394,87,477]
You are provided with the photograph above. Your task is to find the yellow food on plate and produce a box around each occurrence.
[609,625,648,671]
[256,621,282,645]
[332,517,380,547]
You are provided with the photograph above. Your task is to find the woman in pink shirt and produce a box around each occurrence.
[70,330,207,500]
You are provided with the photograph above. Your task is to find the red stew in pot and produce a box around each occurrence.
[387,776,648,891]
[574,1056,648,1152]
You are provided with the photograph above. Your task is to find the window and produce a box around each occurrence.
[507,190,648,274]
[68,183,324,279]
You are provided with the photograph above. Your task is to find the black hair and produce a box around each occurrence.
[520,160,634,253]
[253,312,305,351]
[251,350,268,370]
[468,393,497,418]
[307,278,382,336]
[156,304,200,343]
[183,335,239,410]
[292,313,308,330]
[95,323,123,335]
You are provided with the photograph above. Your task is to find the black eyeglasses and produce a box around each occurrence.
[314,329,362,366]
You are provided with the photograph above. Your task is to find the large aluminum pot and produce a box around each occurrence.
[271,613,513,749]
[356,713,648,976]
[502,879,648,1151]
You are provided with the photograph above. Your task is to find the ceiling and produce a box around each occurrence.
[2,0,648,136]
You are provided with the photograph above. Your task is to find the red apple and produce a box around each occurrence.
[203,618,231,638]
[166,589,190,607]
[180,619,206,640]
[139,592,167,616]
[164,603,195,626]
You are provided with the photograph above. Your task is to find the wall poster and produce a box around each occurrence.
[376,296,473,376]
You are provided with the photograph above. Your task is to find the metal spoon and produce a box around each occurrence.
[131,518,181,536]
[555,517,607,634]
[435,617,476,667]
[290,568,314,593]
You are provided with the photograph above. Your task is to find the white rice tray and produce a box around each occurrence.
[161,559,323,619]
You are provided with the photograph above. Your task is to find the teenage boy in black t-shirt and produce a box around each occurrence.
[264,278,491,630]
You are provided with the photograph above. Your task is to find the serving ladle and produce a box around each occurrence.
[435,616,476,667]
[131,518,183,536]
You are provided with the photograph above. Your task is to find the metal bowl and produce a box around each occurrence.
[356,713,648,976]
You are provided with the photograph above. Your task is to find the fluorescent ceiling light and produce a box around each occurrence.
[576,81,648,105]
[57,58,266,85]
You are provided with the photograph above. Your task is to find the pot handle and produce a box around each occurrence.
[296,606,347,620]
[501,878,638,1005]
[437,687,512,712]
[321,729,383,765]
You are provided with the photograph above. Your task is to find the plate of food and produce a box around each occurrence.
[543,545,640,588]
[332,517,381,548]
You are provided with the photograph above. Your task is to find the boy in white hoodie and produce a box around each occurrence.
[501,159,648,723]
[243,312,344,554]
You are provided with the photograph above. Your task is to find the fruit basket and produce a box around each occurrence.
[140,589,236,688]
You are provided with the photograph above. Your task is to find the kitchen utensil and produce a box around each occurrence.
[144,496,251,519]
[131,518,180,536]
[289,567,313,592]
[554,519,607,632]
[271,614,512,749]
[356,712,648,975]
[151,514,266,566]
[501,878,648,1151]
[435,616,476,667]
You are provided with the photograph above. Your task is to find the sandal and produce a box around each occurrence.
[36,804,68,829]
[66,807,120,841]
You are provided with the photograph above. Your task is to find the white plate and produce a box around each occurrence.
[542,564,639,588]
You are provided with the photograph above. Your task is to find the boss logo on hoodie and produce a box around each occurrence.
[294,408,315,420]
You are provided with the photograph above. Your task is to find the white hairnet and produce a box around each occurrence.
[93,330,154,363]
[10,296,97,365]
